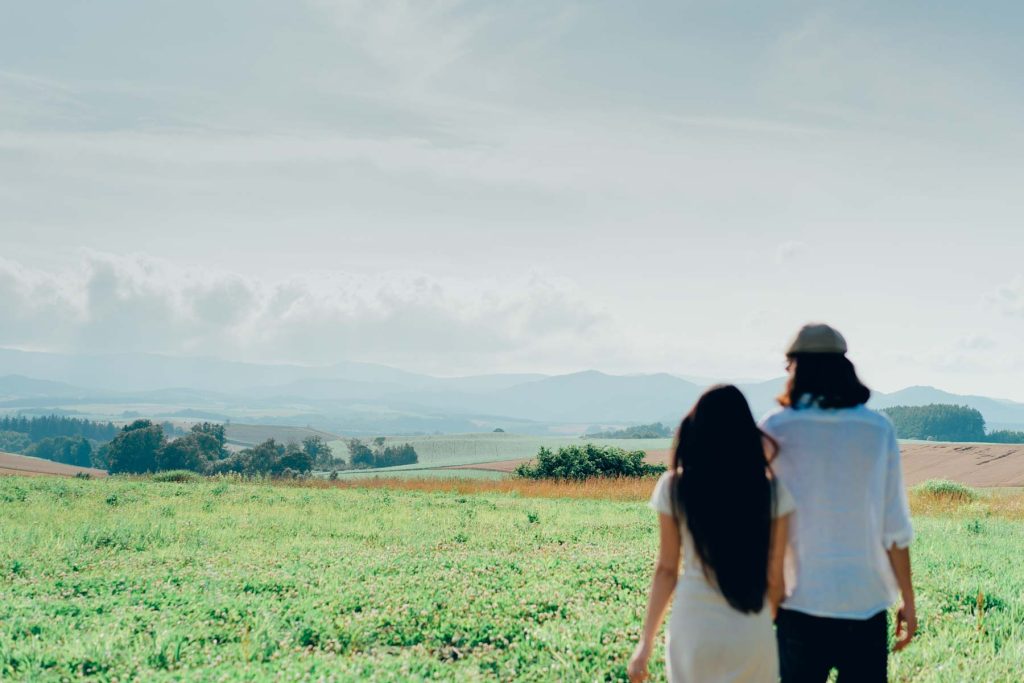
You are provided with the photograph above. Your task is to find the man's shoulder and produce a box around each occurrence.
[854,405,898,432]
[759,407,792,430]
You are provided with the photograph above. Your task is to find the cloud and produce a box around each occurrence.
[309,0,491,92]
[991,276,1024,317]
[0,252,607,368]
[775,240,809,264]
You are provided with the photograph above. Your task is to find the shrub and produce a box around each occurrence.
[913,479,978,502]
[514,444,665,480]
[151,470,204,483]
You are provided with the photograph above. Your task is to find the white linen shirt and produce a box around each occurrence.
[760,404,914,619]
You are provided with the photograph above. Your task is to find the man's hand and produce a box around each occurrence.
[893,600,917,651]
[627,641,651,682]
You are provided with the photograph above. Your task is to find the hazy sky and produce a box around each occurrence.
[2,1,1023,398]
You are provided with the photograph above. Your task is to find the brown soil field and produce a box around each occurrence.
[0,452,108,478]
[445,443,1024,487]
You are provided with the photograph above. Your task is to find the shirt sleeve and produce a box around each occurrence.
[649,471,675,516]
[773,477,796,519]
[882,425,914,549]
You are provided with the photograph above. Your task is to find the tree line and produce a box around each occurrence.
[103,422,419,476]
[0,413,422,476]
[105,420,322,476]
[0,414,119,442]
[583,422,673,439]
[347,438,418,469]
[883,404,1024,443]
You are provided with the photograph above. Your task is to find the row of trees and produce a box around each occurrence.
[104,424,419,476]
[106,420,230,474]
[347,438,418,469]
[583,422,673,439]
[0,413,422,476]
[105,420,320,476]
[883,404,1024,443]
[0,415,119,442]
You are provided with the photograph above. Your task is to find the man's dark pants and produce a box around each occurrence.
[776,608,888,682]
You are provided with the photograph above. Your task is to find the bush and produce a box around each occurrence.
[514,444,665,480]
[913,479,978,502]
[150,470,204,483]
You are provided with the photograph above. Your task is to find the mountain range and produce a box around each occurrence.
[1,348,1022,435]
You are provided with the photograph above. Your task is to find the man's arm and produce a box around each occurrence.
[887,545,916,651]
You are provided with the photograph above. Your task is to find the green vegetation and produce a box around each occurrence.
[584,422,673,439]
[514,444,665,480]
[103,421,314,477]
[347,438,419,469]
[0,476,1020,681]
[913,479,978,502]
[325,433,673,471]
[884,404,1024,443]
[982,430,1024,444]
[0,415,118,443]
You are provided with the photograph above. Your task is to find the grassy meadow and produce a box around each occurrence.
[1,475,1021,681]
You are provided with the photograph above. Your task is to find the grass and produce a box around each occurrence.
[325,433,672,470]
[1,476,1021,681]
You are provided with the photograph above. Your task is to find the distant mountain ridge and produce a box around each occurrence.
[0,349,1022,434]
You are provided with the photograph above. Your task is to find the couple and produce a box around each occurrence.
[628,323,916,682]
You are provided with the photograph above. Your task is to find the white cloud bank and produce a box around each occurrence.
[0,252,608,371]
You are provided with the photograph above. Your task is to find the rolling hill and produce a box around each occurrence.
[0,349,1023,435]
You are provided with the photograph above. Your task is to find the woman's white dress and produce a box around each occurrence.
[649,473,796,683]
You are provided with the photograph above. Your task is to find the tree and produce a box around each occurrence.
[0,430,32,453]
[348,439,375,468]
[278,443,314,474]
[27,436,92,467]
[156,437,204,472]
[346,438,417,469]
[302,435,335,468]
[190,422,228,461]
[72,438,93,468]
[106,420,166,474]
[249,439,284,475]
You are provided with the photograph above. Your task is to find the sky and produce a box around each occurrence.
[2,1,1024,399]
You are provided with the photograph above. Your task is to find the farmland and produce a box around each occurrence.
[1,475,1022,681]
[326,433,672,476]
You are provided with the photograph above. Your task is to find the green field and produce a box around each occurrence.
[326,433,672,470]
[1,476,1021,681]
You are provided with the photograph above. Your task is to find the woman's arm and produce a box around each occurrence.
[767,514,790,618]
[628,513,681,682]
[887,545,917,651]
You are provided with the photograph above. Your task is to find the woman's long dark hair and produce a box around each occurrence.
[671,385,775,614]
[778,353,871,409]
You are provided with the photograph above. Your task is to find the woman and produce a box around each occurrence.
[760,323,916,682]
[628,385,794,682]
